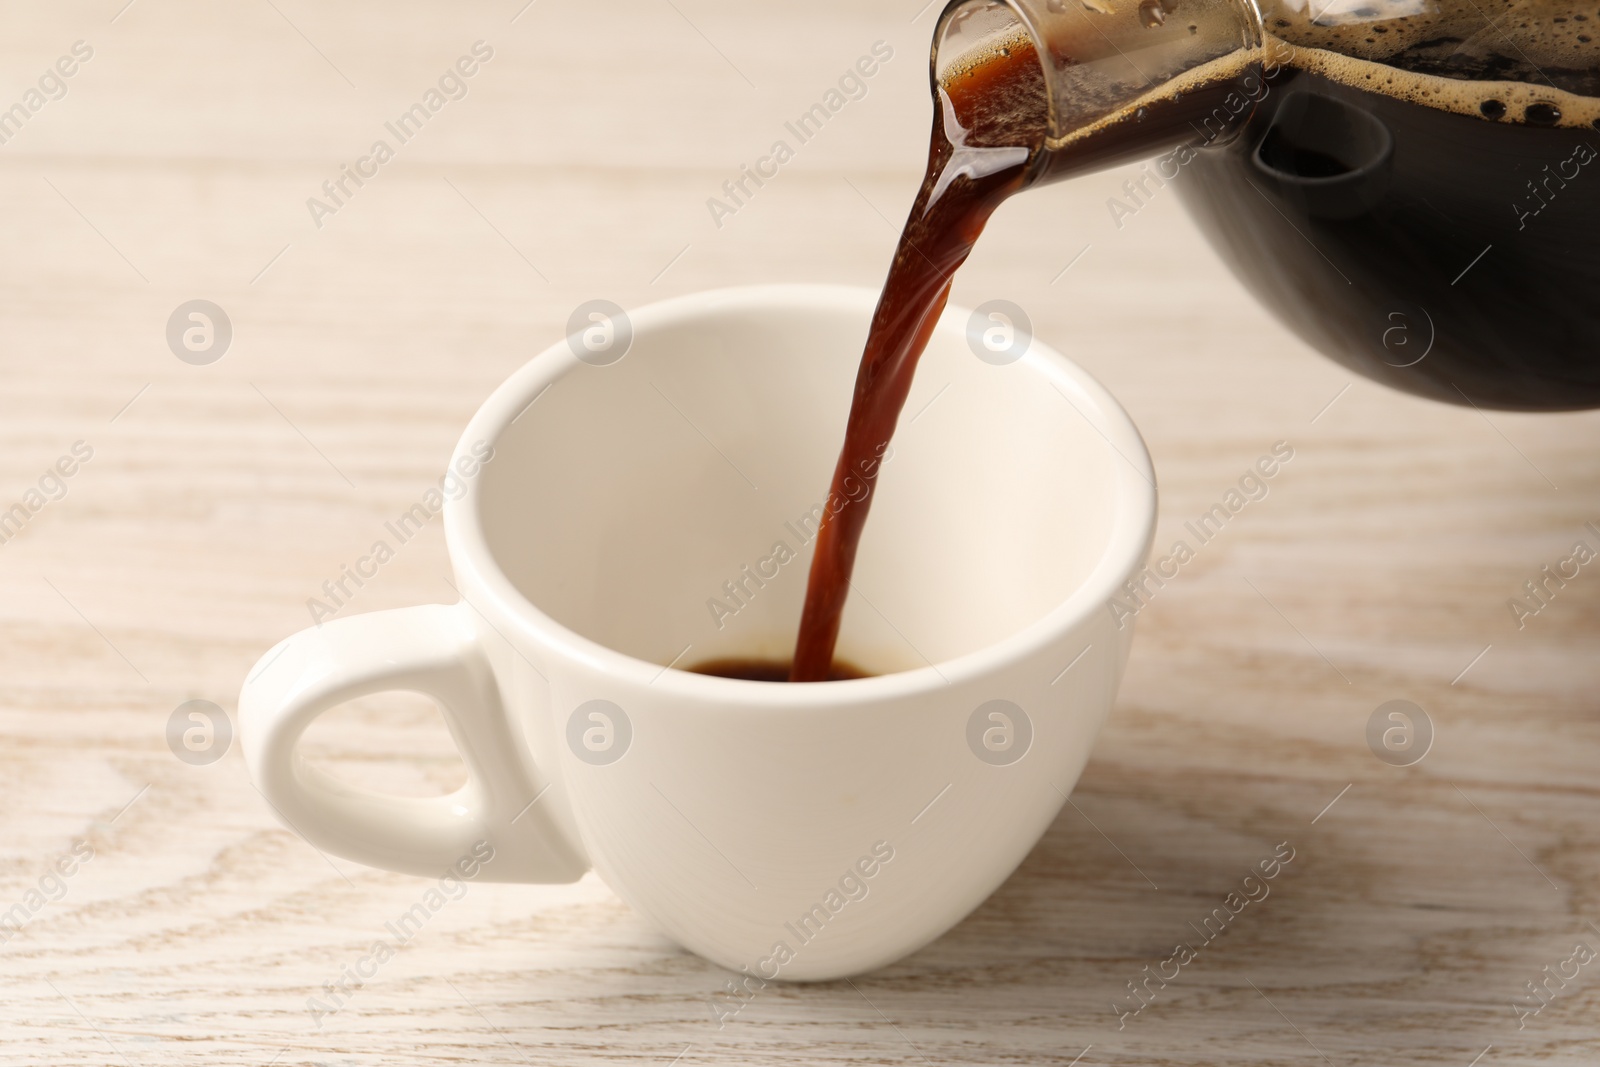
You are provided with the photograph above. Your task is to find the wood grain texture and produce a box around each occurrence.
[0,1,1596,1063]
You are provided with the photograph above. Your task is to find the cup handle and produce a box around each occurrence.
[238,602,587,883]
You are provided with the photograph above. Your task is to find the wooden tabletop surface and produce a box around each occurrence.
[1,1,1597,1063]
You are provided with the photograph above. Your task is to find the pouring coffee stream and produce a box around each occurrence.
[787,43,1051,682]
[782,0,1600,680]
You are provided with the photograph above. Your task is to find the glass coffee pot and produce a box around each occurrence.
[934,0,1600,409]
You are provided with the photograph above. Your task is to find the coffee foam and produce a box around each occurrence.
[939,29,1054,147]
[942,1,1600,152]
[937,22,1035,85]
[1039,33,1600,153]
[1268,0,1600,124]
[1285,40,1600,125]
[1271,0,1598,94]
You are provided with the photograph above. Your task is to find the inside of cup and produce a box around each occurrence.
[476,288,1125,678]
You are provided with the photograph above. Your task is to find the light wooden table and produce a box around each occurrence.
[1,1,1596,1064]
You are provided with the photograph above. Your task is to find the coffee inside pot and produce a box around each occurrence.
[936,0,1600,409]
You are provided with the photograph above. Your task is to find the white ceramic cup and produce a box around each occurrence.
[239,284,1155,981]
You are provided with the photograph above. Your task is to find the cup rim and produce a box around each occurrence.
[445,283,1155,706]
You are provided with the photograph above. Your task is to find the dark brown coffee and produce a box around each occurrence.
[787,38,1050,682]
[783,38,1269,681]
[691,657,872,683]
[1047,7,1600,409]
[1181,65,1600,409]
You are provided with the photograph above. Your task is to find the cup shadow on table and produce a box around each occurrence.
[720,759,1519,1060]
[506,741,1536,1062]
